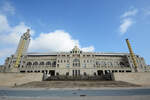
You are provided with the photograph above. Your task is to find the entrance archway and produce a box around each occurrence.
[49,70,55,76]
[97,70,103,76]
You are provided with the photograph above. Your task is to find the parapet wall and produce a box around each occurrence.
[0,73,43,87]
[114,72,150,86]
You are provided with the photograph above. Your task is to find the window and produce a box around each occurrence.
[33,62,38,65]
[87,60,89,63]
[46,62,51,65]
[84,60,86,63]
[96,61,98,65]
[57,64,59,67]
[52,61,56,67]
[73,59,80,67]
[83,64,86,68]
[66,64,69,68]
[40,62,44,65]
[27,62,32,66]
[56,72,59,76]
[111,62,113,66]
[120,62,125,66]
[126,70,131,72]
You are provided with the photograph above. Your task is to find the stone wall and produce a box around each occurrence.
[0,73,43,87]
[114,72,150,86]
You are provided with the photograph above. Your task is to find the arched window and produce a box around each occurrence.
[120,62,125,66]
[33,62,38,65]
[73,58,80,67]
[27,62,32,66]
[96,61,99,65]
[46,61,51,65]
[52,61,56,67]
[40,62,44,65]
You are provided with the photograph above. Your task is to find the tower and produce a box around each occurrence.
[14,29,31,68]
[15,29,30,56]
[126,39,138,72]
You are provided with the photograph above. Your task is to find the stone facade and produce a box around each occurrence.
[0,30,149,76]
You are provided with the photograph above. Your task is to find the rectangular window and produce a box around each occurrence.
[66,64,69,68]
[83,64,86,68]
[73,70,74,76]
[57,64,59,67]
[78,70,80,75]
[75,70,77,76]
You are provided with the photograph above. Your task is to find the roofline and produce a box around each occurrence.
[26,52,131,56]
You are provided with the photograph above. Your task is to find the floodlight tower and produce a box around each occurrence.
[126,39,138,72]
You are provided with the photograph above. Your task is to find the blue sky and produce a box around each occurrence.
[0,0,150,65]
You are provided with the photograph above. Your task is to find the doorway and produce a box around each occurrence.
[97,70,103,76]
[49,70,55,76]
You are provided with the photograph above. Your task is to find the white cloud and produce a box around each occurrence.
[81,46,94,52]
[0,1,94,65]
[0,48,15,58]
[0,15,33,45]
[121,9,138,18]
[119,18,133,34]
[0,14,10,33]
[119,8,138,35]
[29,30,94,52]
[0,15,94,64]
[0,1,15,15]
[29,30,78,52]
[0,47,16,65]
